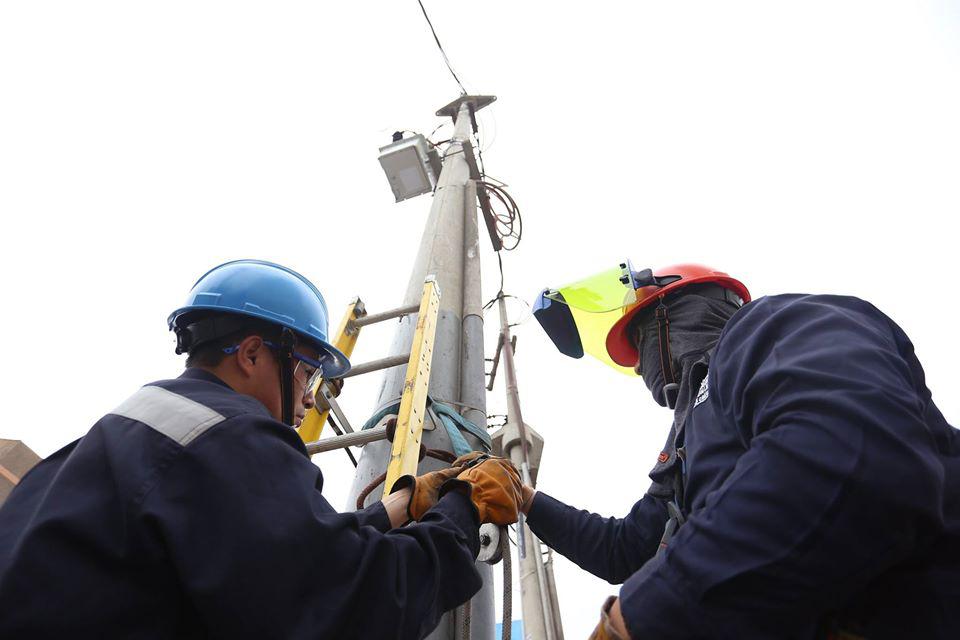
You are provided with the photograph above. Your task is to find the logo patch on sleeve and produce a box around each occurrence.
[694,376,709,407]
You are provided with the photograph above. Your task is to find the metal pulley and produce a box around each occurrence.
[477,523,504,564]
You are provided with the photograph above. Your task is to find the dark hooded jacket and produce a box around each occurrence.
[526,293,960,639]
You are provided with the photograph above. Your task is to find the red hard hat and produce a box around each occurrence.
[605,264,750,367]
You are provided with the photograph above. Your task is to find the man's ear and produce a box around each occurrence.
[234,335,265,378]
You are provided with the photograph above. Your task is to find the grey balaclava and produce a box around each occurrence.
[638,286,740,409]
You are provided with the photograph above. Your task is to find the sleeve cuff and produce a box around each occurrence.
[524,491,565,540]
[426,491,481,557]
[355,500,392,533]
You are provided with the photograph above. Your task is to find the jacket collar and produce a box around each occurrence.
[178,367,235,390]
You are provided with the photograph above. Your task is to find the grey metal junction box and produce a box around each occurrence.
[377,134,441,203]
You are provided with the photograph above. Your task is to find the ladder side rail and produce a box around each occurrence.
[298,299,365,443]
[383,278,441,494]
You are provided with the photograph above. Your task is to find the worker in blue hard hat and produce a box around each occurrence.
[167,259,353,429]
[0,259,523,639]
[525,261,960,639]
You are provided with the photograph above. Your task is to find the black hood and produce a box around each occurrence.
[638,286,740,408]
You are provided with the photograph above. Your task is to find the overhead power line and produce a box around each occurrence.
[415,0,467,95]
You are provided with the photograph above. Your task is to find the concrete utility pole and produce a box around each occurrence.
[492,296,564,640]
[346,95,496,640]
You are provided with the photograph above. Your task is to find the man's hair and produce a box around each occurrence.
[184,315,282,369]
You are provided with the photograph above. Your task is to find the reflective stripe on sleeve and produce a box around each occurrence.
[109,385,226,446]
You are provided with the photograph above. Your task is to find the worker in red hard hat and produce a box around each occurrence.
[529,261,960,639]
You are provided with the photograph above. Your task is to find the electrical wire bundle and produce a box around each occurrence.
[479,180,522,251]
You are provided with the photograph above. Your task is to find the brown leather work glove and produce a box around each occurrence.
[391,452,489,522]
[588,597,629,640]
[392,466,463,522]
[451,451,485,467]
[439,455,523,525]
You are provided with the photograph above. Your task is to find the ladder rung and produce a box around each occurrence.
[352,303,420,328]
[305,425,389,454]
[342,353,411,379]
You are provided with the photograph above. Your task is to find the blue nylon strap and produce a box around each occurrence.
[430,401,492,454]
[360,397,491,457]
[429,406,473,457]
[360,403,399,432]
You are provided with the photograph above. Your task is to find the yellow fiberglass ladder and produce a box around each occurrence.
[297,276,440,495]
[297,276,517,639]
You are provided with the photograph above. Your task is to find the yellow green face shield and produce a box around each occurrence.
[534,263,641,376]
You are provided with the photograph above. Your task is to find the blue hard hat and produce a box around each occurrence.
[168,259,350,377]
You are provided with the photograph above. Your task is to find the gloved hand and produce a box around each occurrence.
[439,454,523,525]
[451,451,485,467]
[588,597,629,640]
[392,452,488,522]
[392,466,463,522]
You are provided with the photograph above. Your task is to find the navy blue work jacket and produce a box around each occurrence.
[0,369,482,639]
[528,294,960,639]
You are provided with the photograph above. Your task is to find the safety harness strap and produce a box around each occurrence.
[655,300,680,409]
[278,328,296,426]
[656,500,687,556]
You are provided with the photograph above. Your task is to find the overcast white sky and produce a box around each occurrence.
[2,1,959,636]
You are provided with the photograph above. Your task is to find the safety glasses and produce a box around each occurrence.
[222,341,327,391]
[292,359,323,393]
